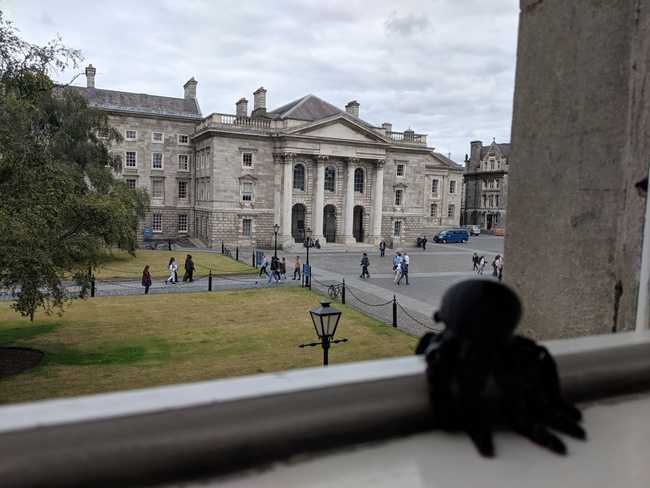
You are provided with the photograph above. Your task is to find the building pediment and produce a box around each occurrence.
[283,115,390,144]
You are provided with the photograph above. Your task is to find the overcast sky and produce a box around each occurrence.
[2,0,519,162]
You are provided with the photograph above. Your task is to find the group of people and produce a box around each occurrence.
[472,253,504,281]
[392,251,410,286]
[140,254,195,294]
[259,255,304,284]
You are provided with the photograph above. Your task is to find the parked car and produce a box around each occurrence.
[465,225,481,236]
[433,228,470,244]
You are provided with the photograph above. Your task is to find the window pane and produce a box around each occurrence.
[242,153,253,167]
[152,213,162,232]
[354,168,364,193]
[178,214,188,232]
[152,153,163,169]
[293,164,305,191]
[125,152,137,167]
[178,181,188,199]
[432,179,438,193]
[396,164,404,176]
[152,179,164,199]
[395,189,402,206]
[394,221,401,237]
[126,178,136,190]
[450,180,456,194]
[243,219,252,237]
[325,167,336,192]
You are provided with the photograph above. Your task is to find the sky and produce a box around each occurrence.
[1,0,519,162]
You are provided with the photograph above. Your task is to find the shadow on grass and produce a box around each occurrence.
[44,337,171,366]
[0,323,59,346]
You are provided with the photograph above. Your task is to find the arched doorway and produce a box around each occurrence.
[353,206,364,242]
[323,205,337,243]
[292,204,306,243]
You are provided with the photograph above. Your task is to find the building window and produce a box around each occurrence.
[394,189,403,206]
[393,220,402,237]
[152,213,162,232]
[125,151,137,168]
[242,181,254,201]
[125,130,137,141]
[242,152,253,168]
[354,168,364,193]
[496,179,500,189]
[448,204,455,218]
[97,127,109,139]
[483,195,487,208]
[293,164,305,191]
[152,153,163,169]
[178,154,189,171]
[178,134,189,145]
[396,163,405,177]
[125,178,136,190]
[431,179,439,194]
[178,181,188,200]
[242,218,252,237]
[489,195,494,207]
[495,195,500,207]
[152,132,164,143]
[430,203,437,217]
[152,179,164,199]
[324,166,336,192]
[178,214,188,233]
[449,180,456,194]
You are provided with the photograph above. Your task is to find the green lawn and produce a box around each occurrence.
[94,250,254,279]
[0,288,417,404]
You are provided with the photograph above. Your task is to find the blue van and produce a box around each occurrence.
[433,228,469,244]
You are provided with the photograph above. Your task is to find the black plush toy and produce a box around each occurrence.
[416,279,586,457]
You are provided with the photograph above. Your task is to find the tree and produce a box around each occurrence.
[0,12,148,320]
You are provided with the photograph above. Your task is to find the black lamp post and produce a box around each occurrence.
[300,300,347,366]
[305,227,312,289]
[273,223,280,258]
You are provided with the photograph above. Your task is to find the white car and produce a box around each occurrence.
[465,225,481,236]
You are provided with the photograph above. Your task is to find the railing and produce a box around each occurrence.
[197,112,273,132]
[388,130,427,145]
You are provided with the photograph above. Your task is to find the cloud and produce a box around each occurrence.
[3,0,518,161]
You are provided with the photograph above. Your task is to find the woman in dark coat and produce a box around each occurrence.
[142,265,152,294]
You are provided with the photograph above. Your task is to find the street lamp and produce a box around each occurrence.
[305,227,312,289]
[273,223,280,258]
[299,300,347,366]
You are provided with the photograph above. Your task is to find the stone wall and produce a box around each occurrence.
[505,0,650,339]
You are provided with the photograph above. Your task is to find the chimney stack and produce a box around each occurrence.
[470,140,483,162]
[345,100,360,118]
[236,97,248,118]
[85,64,96,88]
[184,77,198,99]
[252,87,267,117]
[382,122,392,134]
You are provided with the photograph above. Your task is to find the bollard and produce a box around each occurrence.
[341,278,346,305]
[221,241,224,254]
[90,276,96,298]
[208,270,213,291]
[392,295,397,328]
[168,239,172,251]
[252,250,256,267]
[236,247,239,261]
[308,266,312,290]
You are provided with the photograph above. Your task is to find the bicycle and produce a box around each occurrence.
[328,283,343,300]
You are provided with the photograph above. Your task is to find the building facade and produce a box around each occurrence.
[73,65,463,248]
[462,139,511,231]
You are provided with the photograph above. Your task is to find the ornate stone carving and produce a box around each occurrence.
[376,159,386,168]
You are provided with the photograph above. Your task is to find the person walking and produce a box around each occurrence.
[472,252,479,273]
[166,257,178,284]
[494,254,504,282]
[142,265,152,294]
[492,255,499,278]
[293,256,302,280]
[392,252,402,272]
[280,257,287,280]
[360,253,370,279]
[401,252,410,285]
[259,256,270,279]
[394,256,403,286]
[183,254,194,282]
[477,255,487,275]
[422,236,427,251]
[268,256,280,284]
[379,240,386,257]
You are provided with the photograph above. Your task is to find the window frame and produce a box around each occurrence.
[151,178,164,200]
[324,166,336,192]
[125,129,137,141]
[152,132,164,143]
[354,168,364,193]
[449,180,456,194]
[152,213,163,233]
[396,163,405,177]
[241,181,254,202]
[448,204,455,218]
[125,151,137,168]
[293,164,306,191]
[152,153,164,170]
[178,154,190,171]
[430,203,437,217]
[178,180,188,200]
[394,189,403,206]
[177,134,190,145]
[242,218,252,238]
[125,178,136,190]
[242,152,253,169]
[431,179,439,194]
[393,220,402,237]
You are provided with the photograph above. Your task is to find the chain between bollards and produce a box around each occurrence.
[392,295,397,328]
[208,269,213,291]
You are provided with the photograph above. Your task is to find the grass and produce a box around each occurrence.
[0,288,417,404]
[93,249,254,279]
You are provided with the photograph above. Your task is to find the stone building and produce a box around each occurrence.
[462,139,511,231]
[72,65,462,248]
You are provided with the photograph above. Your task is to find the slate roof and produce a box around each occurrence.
[480,142,511,159]
[267,94,343,121]
[433,152,464,171]
[66,86,202,119]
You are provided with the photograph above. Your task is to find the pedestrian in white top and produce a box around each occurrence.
[401,252,410,285]
[394,259,403,286]
[166,257,178,284]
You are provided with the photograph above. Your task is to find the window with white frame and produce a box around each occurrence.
[293,164,305,191]
[242,218,252,237]
[178,154,189,171]
[430,203,437,217]
[152,153,163,169]
[152,179,164,199]
[178,181,188,200]
[125,178,136,190]
[396,163,405,177]
[178,214,188,233]
[431,179,439,194]
[449,180,456,194]
[241,181,254,201]
[324,166,336,192]
[354,168,364,193]
[125,130,137,141]
[178,134,189,145]
[242,152,253,168]
[125,151,137,168]
[489,195,494,207]
[447,204,455,218]
[394,189,403,206]
[152,213,162,232]
[152,132,164,143]
[393,220,402,237]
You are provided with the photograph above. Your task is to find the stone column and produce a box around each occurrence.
[343,158,357,244]
[280,153,293,246]
[311,156,326,242]
[371,159,385,244]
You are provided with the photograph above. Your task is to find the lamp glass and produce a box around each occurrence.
[309,301,342,338]
[273,223,280,234]
[306,227,312,239]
